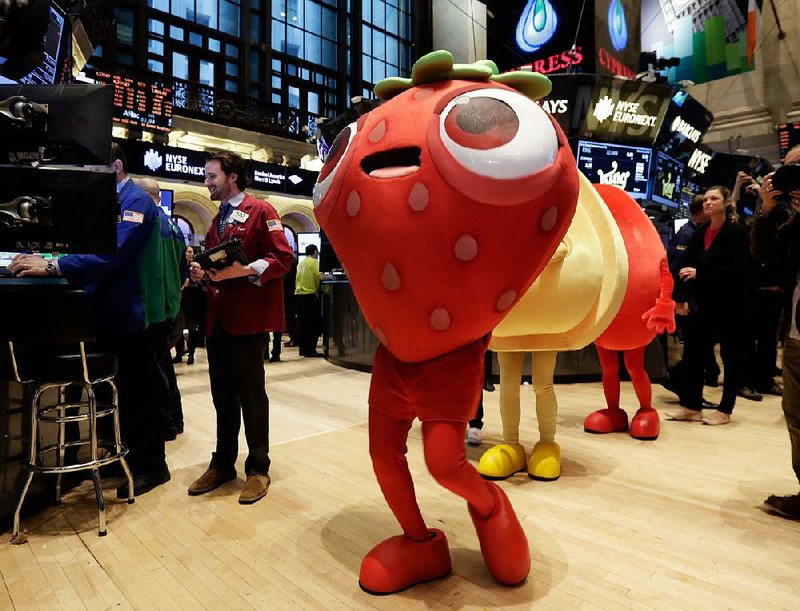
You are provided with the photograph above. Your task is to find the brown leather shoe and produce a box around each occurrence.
[187,467,237,496]
[239,474,270,504]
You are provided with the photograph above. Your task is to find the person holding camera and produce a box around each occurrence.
[751,145,800,519]
[187,152,294,505]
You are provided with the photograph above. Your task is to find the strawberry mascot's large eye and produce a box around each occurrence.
[313,121,359,208]
[435,87,558,181]
[443,97,519,150]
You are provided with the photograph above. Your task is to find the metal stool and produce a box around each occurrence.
[1,289,134,543]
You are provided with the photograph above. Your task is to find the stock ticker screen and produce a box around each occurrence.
[651,151,684,209]
[2,4,72,85]
[87,69,173,133]
[778,123,800,162]
[576,140,652,200]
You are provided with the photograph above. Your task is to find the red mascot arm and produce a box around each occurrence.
[640,258,676,334]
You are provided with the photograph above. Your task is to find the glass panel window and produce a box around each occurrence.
[386,35,398,66]
[174,0,195,21]
[170,25,185,41]
[362,0,371,21]
[305,32,321,63]
[226,61,239,77]
[271,20,285,51]
[287,26,303,57]
[272,92,281,104]
[148,39,164,56]
[386,5,398,35]
[287,0,304,27]
[190,32,203,46]
[221,0,241,36]
[226,79,238,92]
[250,14,263,43]
[321,6,336,40]
[173,52,189,80]
[209,38,221,52]
[272,58,282,71]
[272,75,282,89]
[197,0,218,28]
[322,39,336,69]
[308,91,319,114]
[200,59,215,86]
[373,60,385,82]
[373,31,385,61]
[288,85,300,109]
[361,56,371,83]
[305,0,320,32]
[250,50,261,81]
[148,59,164,73]
[148,0,169,11]
[362,25,371,55]
[373,0,385,29]
[148,19,164,35]
[287,64,297,76]
[116,9,134,46]
[272,0,286,21]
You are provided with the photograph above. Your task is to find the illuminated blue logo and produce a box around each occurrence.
[516,0,558,54]
[608,0,628,52]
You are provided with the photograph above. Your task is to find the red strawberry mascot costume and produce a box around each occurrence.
[584,185,676,440]
[313,50,580,593]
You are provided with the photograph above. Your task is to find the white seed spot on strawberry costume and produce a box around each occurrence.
[374,327,388,346]
[541,206,558,232]
[413,88,434,100]
[381,263,402,291]
[346,191,361,217]
[454,235,478,261]
[408,183,429,211]
[430,308,451,331]
[496,290,517,311]
[369,120,386,143]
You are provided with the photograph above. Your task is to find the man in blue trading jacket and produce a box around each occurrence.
[10,143,172,497]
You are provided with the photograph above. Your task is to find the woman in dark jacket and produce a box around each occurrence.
[667,186,752,425]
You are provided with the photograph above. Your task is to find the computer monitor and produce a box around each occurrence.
[0,84,113,164]
[17,3,71,85]
[0,167,118,254]
[651,151,684,209]
[297,232,321,254]
[575,140,653,200]
[159,189,173,216]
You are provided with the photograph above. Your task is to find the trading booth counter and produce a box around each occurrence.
[322,279,666,381]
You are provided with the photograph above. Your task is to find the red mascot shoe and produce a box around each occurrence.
[468,482,530,586]
[629,406,660,440]
[358,529,451,595]
[584,408,629,434]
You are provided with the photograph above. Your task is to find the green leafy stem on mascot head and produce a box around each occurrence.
[373,49,553,103]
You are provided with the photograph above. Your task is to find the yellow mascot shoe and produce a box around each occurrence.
[527,441,561,481]
[477,444,527,480]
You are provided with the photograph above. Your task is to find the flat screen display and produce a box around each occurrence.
[576,140,652,200]
[1,4,71,85]
[297,232,321,255]
[778,122,800,163]
[680,178,700,208]
[651,151,684,208]
[159,189,174,216]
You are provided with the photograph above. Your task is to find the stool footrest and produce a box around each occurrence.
[27,447,129,474]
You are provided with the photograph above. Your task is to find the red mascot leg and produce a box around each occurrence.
[423,420,530,586]
[584,345,629,434]
[359,408,451,594]
[623,346,660,440]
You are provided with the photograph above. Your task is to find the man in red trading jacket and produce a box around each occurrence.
[188,151,294,504]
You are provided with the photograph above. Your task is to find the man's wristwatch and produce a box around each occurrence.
[45,262,56,276]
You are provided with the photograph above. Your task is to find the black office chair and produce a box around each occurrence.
[0,288,134,543]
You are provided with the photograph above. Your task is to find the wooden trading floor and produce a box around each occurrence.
[1,346,799,610]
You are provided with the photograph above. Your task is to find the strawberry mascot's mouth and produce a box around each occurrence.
[361,146,422,179]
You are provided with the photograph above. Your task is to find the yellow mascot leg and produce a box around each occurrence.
[529,351,561,481]
[477,352,526,480]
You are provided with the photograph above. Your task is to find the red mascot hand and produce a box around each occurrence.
[641,297,676,334]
